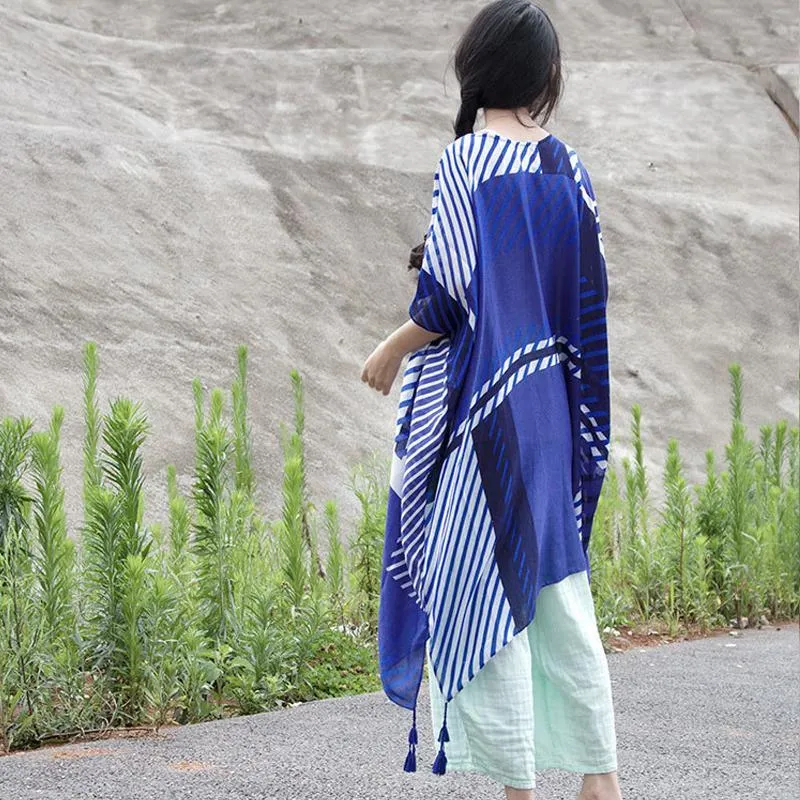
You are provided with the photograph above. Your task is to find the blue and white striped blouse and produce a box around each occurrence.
[378,129,610,775]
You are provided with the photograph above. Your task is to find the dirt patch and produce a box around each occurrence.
[0,726,166,758]
[603,619,797,653]
[51,746,113,759]
[167,760,215,772]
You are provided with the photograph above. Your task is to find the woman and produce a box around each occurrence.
[361,3,622,799]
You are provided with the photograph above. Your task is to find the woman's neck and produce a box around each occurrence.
[482,108,549,142]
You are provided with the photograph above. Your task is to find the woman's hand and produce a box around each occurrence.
[361,338,405,396]
[361,320,442,396]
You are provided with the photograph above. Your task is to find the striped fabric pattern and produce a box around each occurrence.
[378,131,611,763]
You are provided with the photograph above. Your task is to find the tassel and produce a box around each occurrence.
[403,707,418,773]
[432,701,449,775]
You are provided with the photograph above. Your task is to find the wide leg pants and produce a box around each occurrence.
[428,569,618,789]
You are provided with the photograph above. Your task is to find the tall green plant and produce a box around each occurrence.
[289,371,325,580]
[0,417,33,549]
[589,470,633,630]
[621,415,661,620]
[325,501,346,627]
[166,465,191,572]
[631,404,649,534]
[192,388,236,643]
[724,363,758,626]
[82,342,102,502]
[661,439,692,619]
[0,520,41,750]
[772,420,788,488]
[82,372,152,684]
[29,408,75,642]
[101,399,149,561]
[695,450,726,604]
[231,346,255,497]
[350,463,388,631]
[143,570,182,730]
[789,429,799,491]
[118,553,148,720]
[82,486,125,667]
[277,451,309,610]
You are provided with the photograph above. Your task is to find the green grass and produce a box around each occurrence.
[0,346,796,751]
[588,364,799,634]
[0,345,382,751]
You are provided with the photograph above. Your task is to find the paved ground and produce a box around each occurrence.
[2,625,797,800]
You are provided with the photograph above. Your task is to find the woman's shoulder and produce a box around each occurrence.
[432,133,597,207]
[435,131,578,183]
[556,140,597,199]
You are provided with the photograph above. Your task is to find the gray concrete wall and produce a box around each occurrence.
[0,1,797,525]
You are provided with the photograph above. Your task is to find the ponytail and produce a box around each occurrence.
[408,236,426,271]
[409,94,480,271]
[454,93,480,139]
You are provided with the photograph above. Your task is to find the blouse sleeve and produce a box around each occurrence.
[575,163,611,552]
[409,143,477,338]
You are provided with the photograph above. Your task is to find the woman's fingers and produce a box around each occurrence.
[362,356,372,386]
[361,343,401,395]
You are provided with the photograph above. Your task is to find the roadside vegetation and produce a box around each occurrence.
[0,347,796,751]
[589,365,798,638]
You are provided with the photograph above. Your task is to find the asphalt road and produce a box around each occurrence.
[1,625,797,800]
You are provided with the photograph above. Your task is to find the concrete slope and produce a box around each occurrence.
[2,625,798,799]
[0,1,797,524]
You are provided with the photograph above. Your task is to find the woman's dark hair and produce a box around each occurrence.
[453,0,562,137]
[409,0,562,270]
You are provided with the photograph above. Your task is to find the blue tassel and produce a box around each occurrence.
[403,707,418,772]
[432,747,447,775]
[432,701,448,775]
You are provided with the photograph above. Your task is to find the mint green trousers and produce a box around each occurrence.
[427,569,618,789]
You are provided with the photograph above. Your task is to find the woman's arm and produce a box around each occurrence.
[363,143,474,397]
[361,320,441,395]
